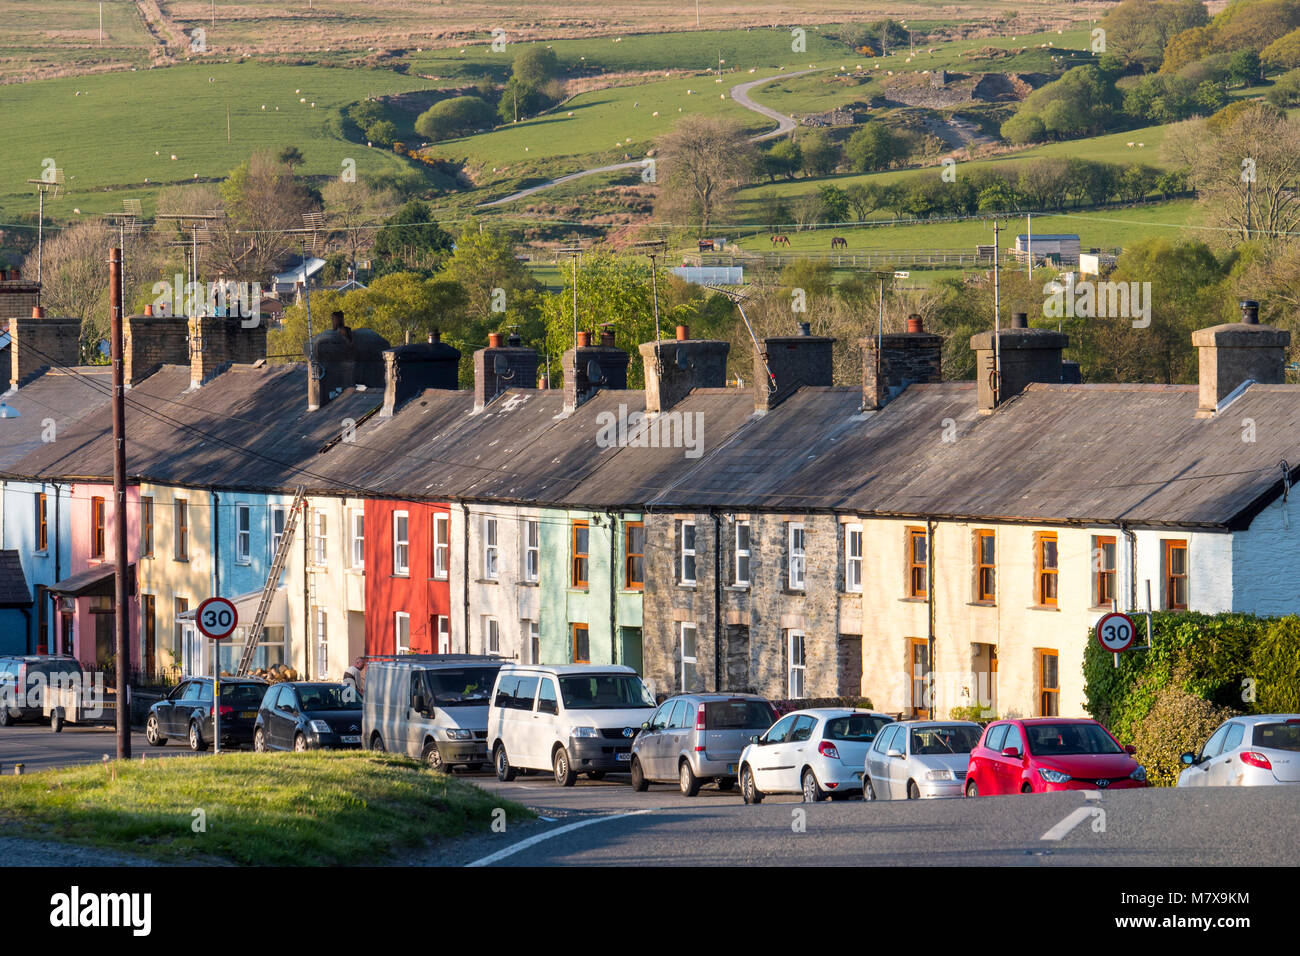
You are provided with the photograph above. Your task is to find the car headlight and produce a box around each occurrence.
[571,726,598,738]
[1038,768,1072,783]
[309,720,331,734]
[444,729,473,741]
[925,770,954,781]
[1130,765,1147,782]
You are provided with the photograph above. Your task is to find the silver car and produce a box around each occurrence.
[1177,714,1300,787]
[630,693,777,796]
[864,720,983,800]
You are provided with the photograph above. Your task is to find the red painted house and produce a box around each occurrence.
[364,499,454,656]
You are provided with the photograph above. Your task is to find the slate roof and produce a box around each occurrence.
[0,367,114,471]
[0,550,31,606]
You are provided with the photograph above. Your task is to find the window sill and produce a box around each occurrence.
[678,582,697,589]
[843,589,863,596]
[392,572,410,579]
[1028,604,1060,612]
[782,588,806,596]
[520,580,538,587]
[898,596,927,603]
[477,579,500,585]
[969,600,996,608]
[727,584,750,592]
[569,587,590,594]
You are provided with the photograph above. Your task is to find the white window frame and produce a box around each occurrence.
[433,513,449,580]
[680,520,697,586]
[350,509,365,569]
[483,515,499,580]
[314,607,328,677]
[844,523,863,593]
[680,622,699,692]
[524,519,540,583]
[235,504,251,564]
[526,620,540,664]
[436,615,450,654]
[788,522,806,590]
[312,510,328,566]
[734,520,751,587]
[270,506,286,559]
[484,616,500,654]
[395,611,411,653]
[788,630,806,699]
[393,511,409,576]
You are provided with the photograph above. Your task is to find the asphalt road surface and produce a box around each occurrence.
[0,722,194,773]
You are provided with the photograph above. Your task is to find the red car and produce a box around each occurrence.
[964,718,1147,796]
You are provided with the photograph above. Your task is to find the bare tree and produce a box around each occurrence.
[322,178,399,270]
[654,116,758,235]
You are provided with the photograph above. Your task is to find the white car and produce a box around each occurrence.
[864,720,983,799]
[1177,714,1300,787]
[486,664,656,786]
[738,708,893,803]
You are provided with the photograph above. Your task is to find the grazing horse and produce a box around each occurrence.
[770,234,791,246]
[830,236,848,249]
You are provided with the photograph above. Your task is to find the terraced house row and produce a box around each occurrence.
[2,282,1299,719]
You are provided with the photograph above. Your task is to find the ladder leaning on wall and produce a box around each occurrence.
[235,486,306,676]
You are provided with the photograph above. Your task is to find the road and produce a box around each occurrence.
[480,68,820,206]
[0,722,194,772]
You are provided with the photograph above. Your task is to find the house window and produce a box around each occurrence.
[910,638,930,717]
[142,594,156,675]
[625,521,645,590]
[236,504,251,564]
[571,520,589,588]
[483,616,501,655]
[436,615,450,654]
[91,497,105,559]
[734,520,751,586]
[788,522,806,590]
[681,622,700,692]
[526,620,540,664]
[139,495,152,558]
[350,510,365,569]
[36,493,48,552]
[680,520,697,585]
[845,523,863,593]
[906,527,927,598]
[571,623,590,663]
[175,498,189,561]
[1165,540,1188,610]
[1036,532,1058,606]
[313,511,327,566]
[393,511,409,576]
[432,513,449,580]
[483,515,499,580]
[394,612,411,653]
[1040,650,1060,716]
[270,506,286,559]
[976,530,996,602]
[1093,535,1117,607]
[174,597,189,651]
[787,630,806,699]
[314,608,328,677]
[523,519,539,583]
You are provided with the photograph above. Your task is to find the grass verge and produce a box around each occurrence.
[0,751,533,866]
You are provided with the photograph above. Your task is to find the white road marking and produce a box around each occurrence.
[466,809,659,867]
[1040,805,1097,841]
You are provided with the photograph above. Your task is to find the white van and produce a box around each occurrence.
[487,664,656,786]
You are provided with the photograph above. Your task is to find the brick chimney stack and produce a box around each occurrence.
[1192,300,1291,417]
[638,325,730,413]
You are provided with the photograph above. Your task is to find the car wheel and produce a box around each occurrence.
[587,771,606,780]
[864,777,877,801]
[0,708,11,727]
[741,764,763,804]
[553,747,577,787]
[422,740,448,771]
[965,778,978,797]
[630,757,649,792]
[146,714,167,747]
[252,727,266,752]
[495,744,516,782]
[370,733,386,753]
[188,721,207,752]
[907,780,921,800]
[1021,783,1034,794]
[801,768,827,803]
[50,709,63,733]
[294,733,308,753]
[716,778,735,792]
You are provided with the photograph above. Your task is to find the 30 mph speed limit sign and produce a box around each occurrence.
[1095,612,1136,653]
[196,597,239,640]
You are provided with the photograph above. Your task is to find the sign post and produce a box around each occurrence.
[1095,611,1136,668]
[196,597,238,754]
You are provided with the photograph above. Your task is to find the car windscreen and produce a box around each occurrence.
[424,667,499,706]
[824,714,889,742]
[1252,721,1300,752]
[219,684,267,707]
[558,674,654,710]
[704,700,776,730]
[1025,722,1123,756]
[297,685,361,711]
[910,725,981,755]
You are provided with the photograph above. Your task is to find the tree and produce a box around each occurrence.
[278,145,305,173]
[798,130,839,177]
[762,139,801,180]
[1000,64,1123,144]
[654,116,758,235]
[845,182,893,221]
[817,185,851,223]
[1263,26,1300,70]
[366,120,398,147]
[372,200,454,276]
[415,96,496,141]
[215,150,319,280]
[497,46,564,123]
[438,220,540,323]
[1099,0,1208,73]
[1227,49,1262,87]
[1267,67,1300,106]
[778,259,833,300]
[511,46,560,88]
[845,124,901,172]
[322,177,399,272]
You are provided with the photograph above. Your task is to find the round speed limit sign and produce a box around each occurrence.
[196,597,239,641]
[1095,611,1136,653]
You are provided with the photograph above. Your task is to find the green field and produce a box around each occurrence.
[0,0,155,81]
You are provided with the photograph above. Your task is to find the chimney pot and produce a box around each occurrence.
[488,332,503,348]
[797,321,811,336]
[1240,300,1259,325]
[676,325,689,341]
[576,330,591,348]
[31,306,43,319]
[143,304,153,317]
[507,332,522,347]
[1011,312,1028,329]
[1192,306,1290,416]
[906,314,924,334]
[600,326,616,347]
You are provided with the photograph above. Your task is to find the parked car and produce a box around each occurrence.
[964,718,1147,796]
[0,655,84,725]
[488,664,656,786]
[254,681,363,752]
[1177,714,1300,787]
[145,676,268,751]
[363,655,502,770]
[738,708,893,803]
[629,693,777,795]
[864,720,983,800]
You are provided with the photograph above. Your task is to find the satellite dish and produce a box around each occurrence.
[586,359,604,381]
[675,348,689,370]
[494,354,510,376]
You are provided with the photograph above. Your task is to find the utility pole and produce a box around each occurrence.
[109,246,131,761]
[993,221,1002,406]
[1026,213,1032,278]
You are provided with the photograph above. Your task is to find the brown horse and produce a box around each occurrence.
[770,234,791,246]
[830,236,848,249]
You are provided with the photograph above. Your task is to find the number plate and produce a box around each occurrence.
[616,752,632,762]
[240,712,256,719]
[341,735,361,744]
[727,764,737,774]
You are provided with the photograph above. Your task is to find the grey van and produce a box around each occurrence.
[362,655,502,771]
[0,655,84,725]
[629,693,777,796]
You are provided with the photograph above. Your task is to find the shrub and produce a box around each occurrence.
[1131,666,1236,786]
[949,705,997,725]
[1251,616,1300,713]
[771,696,874,716]
[415,96,496,141]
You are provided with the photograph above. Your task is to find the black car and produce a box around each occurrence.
[145,676,268,751]
[253,682,363,752]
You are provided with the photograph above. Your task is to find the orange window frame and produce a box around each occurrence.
[141,496,154,558]
[624,521,644,590]
[1165,540,1188,610]
[1094,535,1117,607]
[91,497,105,558]
[571,520,589,589]
[1036,532,1058,606]
[37,493,48,551]
[1040,650,1060,716]
[571,623,590,663]
[906,527,927,598]
[175,499,189,560]
[976,530,996,602]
